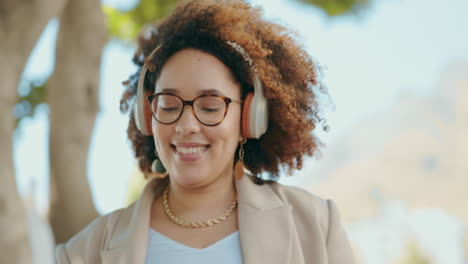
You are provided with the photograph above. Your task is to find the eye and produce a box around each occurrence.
[201,106,221,112]
[156,94,181,112]
[161,107,180,112]
[196,97,224,113]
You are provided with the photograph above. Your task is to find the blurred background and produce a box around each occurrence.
[1,0,467,263]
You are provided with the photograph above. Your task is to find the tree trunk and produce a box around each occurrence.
[0,0,66,262]
[0,59,32,264]
[48,0,107,244]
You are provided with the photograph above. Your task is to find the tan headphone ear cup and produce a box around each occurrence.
[134,65,153,136]
[143,90,153,135]
[242,92,254,138]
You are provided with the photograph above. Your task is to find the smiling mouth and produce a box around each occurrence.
[170,144,209,160]
[174,145,208,154]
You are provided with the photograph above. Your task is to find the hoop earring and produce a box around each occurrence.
[152,151,167,178]
[234,138,247,180]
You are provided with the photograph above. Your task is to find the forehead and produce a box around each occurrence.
[155,48,240,98]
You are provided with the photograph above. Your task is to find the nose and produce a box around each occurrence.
[175,105,201,135]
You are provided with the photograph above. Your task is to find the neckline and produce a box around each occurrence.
[149,228,239,252]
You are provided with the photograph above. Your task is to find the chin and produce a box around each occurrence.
[170,169,211,187]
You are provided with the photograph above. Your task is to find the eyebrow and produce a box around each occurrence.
[159,88,225,96]
[159,88,179,94]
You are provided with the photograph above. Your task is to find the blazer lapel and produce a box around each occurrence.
[101,178,157,264]
[236,176,294,264]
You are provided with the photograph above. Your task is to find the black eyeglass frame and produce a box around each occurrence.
[146,92,243,126]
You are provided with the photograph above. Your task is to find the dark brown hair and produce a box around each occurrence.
[120,0,328,185]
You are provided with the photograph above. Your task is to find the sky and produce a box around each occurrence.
[13,0,468,214]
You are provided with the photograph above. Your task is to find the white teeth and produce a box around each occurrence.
[176,146,207,154]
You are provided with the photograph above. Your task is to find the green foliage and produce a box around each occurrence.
[394,242,433,264]
[15,81,47,128]
[103,0,182,42]
[296,0,370,16]
[126,171,147,206]
[104,0,369,42]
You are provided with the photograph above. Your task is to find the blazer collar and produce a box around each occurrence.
[102,176,294,264]
[102,177,157,263]
[235,176,294,264]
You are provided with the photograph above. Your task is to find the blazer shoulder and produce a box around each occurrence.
[267,182,332,233]
[268,181,329,210]
[55,206,130,263]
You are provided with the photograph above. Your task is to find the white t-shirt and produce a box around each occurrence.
[145,229,244,264]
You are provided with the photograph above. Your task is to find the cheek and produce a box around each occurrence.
[207,108,242,144]
[152,120,171,153]
[230,107,243,139]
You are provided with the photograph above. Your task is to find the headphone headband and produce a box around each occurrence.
[225,41,264,96]
[225,41,268,138]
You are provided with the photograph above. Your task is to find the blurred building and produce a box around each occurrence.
[306,61,468,264]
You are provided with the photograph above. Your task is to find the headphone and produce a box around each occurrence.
[134,41,268,139]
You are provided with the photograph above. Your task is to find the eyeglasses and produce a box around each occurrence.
[147,93,243,126]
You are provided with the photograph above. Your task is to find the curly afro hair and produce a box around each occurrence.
[120,0,328,186]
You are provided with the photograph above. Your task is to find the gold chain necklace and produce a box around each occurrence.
[162,185,238,228]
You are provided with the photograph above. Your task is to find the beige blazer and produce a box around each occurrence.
[56,176,355,264]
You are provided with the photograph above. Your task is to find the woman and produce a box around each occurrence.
[56,0,355,263]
